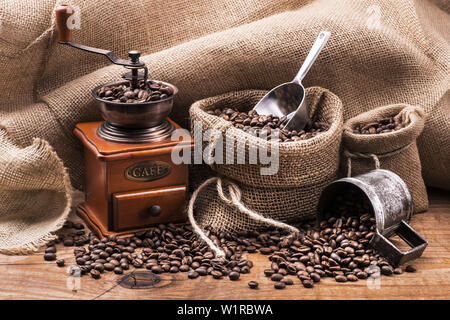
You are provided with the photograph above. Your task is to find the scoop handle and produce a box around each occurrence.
[55,4,74,42]
[293,30,330,84]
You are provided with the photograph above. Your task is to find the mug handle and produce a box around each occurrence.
[369,220,428,266]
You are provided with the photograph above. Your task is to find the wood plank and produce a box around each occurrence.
[0,189,449,300]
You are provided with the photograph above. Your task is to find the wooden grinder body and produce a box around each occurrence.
[74,121,192,237]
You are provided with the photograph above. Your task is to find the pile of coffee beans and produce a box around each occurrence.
[45,196,417,288]
[207,108,329,142]
[95,80,173,103]
[44,222,254,281]
[353,116,406,134]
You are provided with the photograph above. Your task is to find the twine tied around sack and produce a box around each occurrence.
[187,176,301,260]
[344,142,413,177]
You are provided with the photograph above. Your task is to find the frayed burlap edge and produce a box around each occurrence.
[0,130,72,255]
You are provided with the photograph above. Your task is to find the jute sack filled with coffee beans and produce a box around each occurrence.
[342,104,428,213]
[188,87,343,256]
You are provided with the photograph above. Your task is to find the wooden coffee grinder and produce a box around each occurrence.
[56,5,193,237]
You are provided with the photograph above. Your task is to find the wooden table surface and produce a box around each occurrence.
[1,189,449,300]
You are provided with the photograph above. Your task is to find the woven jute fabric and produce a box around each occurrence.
[0,0,448,252]
[189,88,343,233]
[0,130,71,254]
[342,104,428,213]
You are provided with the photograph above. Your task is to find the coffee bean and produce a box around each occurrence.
[405,265,417,273]
[302,279,314,288]
[211,270,222,279]
[271,273,284,282]
[94,263,105,272]
[346,274,358,282]
[310,272,321,283]
[248,281,259,289]
[45,246,56,254]
[56,259,65,267]
[114,267,123,274]
[104,263,114,271]
[356,271,368,279]
[381,265,393,276]
[264,269,275,277]
[90,269,101,279]
[260,247,273,255]
[394,267,403,275]
[179,265,190,272]
[281,278,293,285]
[228,271,240,281]
[188,271,199,279]
[73,223,84,230]
[335,275,347,282]
[63,238,74,246]
[274,282,286,289]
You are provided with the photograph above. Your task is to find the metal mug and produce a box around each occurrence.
[317,169,428,266]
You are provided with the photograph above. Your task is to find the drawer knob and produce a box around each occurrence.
[148,205,162,217]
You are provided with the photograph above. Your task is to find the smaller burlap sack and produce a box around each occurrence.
[187,87,343,256]
[342,104,428,213]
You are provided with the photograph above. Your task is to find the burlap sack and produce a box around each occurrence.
[0,0,448,252]
[0,131,71,254]
[188,87,343,235]
[342,104,428,213]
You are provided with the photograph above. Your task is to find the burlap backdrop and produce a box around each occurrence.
[342,104,428,213]
[0,0,448,253]
[188,87,343,233]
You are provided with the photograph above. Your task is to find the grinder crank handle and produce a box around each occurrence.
[55,4,144,68]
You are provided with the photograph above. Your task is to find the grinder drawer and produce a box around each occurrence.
[112,185,186,231]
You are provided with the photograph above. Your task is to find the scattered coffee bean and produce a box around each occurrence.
[271,273,284,282]
[229,272,240,281]
[405,265,417,273]
[56,259,65,267]
[248,281,259,289]
[45,246,56,254]
[381,265,393,276]
[335,275,347,282]
[394,267,403,275]
[302,279,314,288]
[274,282,286,289]
[45,218,416,291]
[188,271,199,279]
[44,253,56,261]
[90,269,101,279]
[63,238,74,246]
[73,223,84,230]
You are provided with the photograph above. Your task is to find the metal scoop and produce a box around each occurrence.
[254,31,330,131]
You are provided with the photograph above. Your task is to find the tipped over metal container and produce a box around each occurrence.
[318,169,428,266]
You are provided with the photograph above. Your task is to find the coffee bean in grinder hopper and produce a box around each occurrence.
[55,4,193,237]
